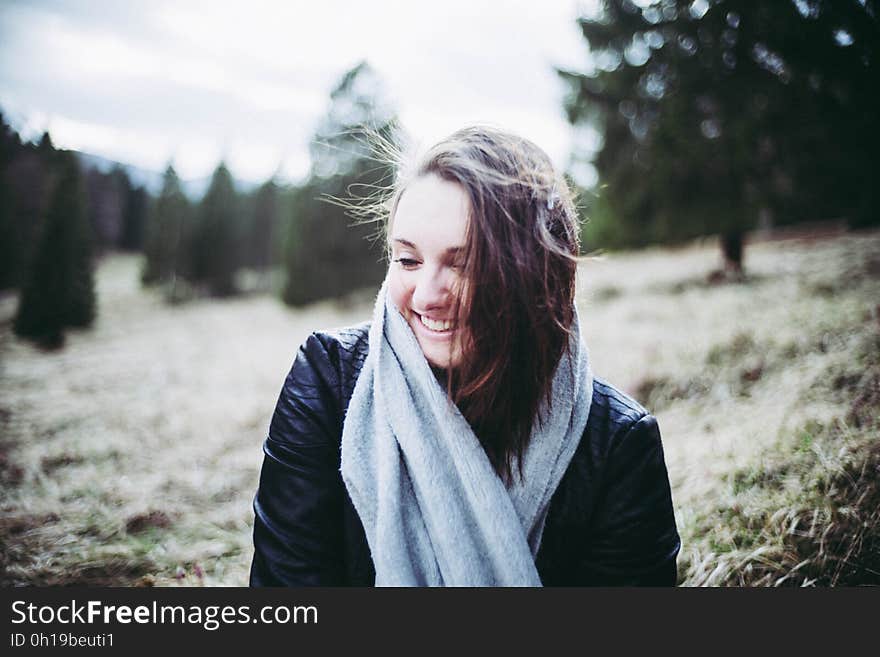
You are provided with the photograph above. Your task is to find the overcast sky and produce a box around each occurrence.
[0,0,600,185]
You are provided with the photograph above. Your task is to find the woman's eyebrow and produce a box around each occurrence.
[392,238,418,250]
[392,238,464,255]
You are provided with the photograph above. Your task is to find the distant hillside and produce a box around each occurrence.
[73,151,162,195]
[73,151,259,200]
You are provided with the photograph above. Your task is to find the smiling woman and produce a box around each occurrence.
[250,125,680,586]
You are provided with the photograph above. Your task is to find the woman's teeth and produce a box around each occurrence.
[419,314,453,332]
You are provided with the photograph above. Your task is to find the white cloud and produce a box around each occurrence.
[44,115,174,171]
[1,0,596,183]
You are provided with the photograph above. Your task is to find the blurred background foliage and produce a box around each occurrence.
[283,61,396,306]
[1,60,397,338]
[561,0,878,269]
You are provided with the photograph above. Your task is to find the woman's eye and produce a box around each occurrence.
[446,256,465,271]
[393,257,420,269]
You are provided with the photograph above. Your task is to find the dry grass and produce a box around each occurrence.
[1,227,878,586]
[0,258,361,586]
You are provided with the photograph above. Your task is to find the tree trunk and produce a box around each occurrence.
[720,231,744,277]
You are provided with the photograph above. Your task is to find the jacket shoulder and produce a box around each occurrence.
[590,377,649,426]
[268,322,369,450]
[311,321,370,358]
[584,377,654,460]
[310,321,370,390]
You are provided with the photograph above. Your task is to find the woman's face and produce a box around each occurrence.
[388,173,470,370]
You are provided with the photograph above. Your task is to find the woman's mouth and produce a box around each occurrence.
[414,312,455,334]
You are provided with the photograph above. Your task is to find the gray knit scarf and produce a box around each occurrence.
[340,276,593,586]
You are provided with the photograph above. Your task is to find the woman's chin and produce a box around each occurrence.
[419,343,459,370]
[423,350,451,370]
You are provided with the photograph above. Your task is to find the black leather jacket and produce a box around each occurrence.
[250,323,680,586]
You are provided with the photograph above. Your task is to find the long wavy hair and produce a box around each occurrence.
[381,126,582,484]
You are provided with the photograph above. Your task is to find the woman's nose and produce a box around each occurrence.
[412,266,451,310]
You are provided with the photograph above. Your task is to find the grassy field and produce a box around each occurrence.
[1,227,878,586]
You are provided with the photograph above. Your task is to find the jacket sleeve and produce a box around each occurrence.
[249,333,346,586]
[582,413,680,586]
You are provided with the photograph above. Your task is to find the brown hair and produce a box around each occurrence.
[384,126,581,484]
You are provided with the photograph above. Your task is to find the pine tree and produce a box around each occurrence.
[560,0,879,270]
[190,162,240,297]
[14,150,95,346]
[120,184,148,252]
[248,177,279,272]
[85,166,126,251]
[283,61,397,306]
[142,165,189,290]
[0,112,21,290]
[36,131,54,155]
[1,116,52,291]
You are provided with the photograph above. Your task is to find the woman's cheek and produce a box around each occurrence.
[388,271,412,320]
